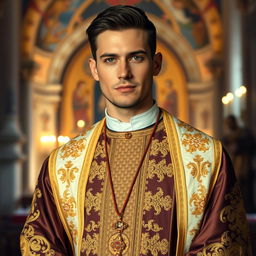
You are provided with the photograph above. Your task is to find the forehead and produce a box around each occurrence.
[95,29,150,56]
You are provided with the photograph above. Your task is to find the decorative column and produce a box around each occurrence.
[222,0,244,118]
[0,0,24,214]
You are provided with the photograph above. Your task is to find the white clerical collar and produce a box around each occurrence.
[105,104,160,132]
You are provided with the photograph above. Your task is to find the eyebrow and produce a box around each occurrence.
[99,50,148,59]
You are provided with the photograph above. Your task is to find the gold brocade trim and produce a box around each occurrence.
[147,158,173,182]
[85,188,102,215]
[60,138,86,159]
[187,155,211,183]
[142,220,163,232]
[20,188,56,256]
[189,184,207,217]
[60,189,77,218]
[49,150,74,251]
[77,119,105,254]
[163,111,187,255]
[81,234,99,255]
[144,187,172,215]
[151,136,169,157]
[141,233,169,256]
[85,221,100,232]
[58,161,79,188]
[181,133,210,153]
[88,160,106,183]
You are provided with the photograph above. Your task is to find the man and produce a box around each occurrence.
[20,5,251,256]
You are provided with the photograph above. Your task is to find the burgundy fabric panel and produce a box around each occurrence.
[20,157,73,255]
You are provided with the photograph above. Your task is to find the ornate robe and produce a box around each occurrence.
[20,111,251,255]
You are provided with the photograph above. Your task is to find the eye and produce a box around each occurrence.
[130,55,144,63]
[104,57,116,63]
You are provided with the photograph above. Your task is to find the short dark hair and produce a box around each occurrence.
[86,5,156,59]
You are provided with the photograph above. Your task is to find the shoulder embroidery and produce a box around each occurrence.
[60,137,86,159]
[181,133,210,153]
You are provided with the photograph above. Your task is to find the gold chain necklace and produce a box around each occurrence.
[103,111,161,256]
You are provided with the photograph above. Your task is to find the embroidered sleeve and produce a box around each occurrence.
[185,150,252,256]
[20,157,73,256]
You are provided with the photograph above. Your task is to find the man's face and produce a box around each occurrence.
[89,29,162,117]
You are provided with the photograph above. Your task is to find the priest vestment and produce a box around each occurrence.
[20,107,251,256]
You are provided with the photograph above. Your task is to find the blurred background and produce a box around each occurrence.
[0,0,256,254]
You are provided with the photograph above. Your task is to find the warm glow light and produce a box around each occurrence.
[226,92,234,101]
[222,96,229,105]
[40,135,56,143]
[235,86,247,98]
[240,86,247,94]
[77,120,85,128]
[58,136,70,145]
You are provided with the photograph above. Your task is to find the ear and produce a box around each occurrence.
[89,58,99,81]
[153,52,162,76]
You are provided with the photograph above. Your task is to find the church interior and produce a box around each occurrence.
[0,0,256,254]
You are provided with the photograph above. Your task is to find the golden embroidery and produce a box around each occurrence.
[142,220,163,232]
[151,136,169,157]
[196,231,244,256]
[147,159,173,182]
[85,188,101,215]
[57,161,78,188]
[189,184,207,216]
[181,133,210,153]
[177,120,194,132]
[60,189,76,218]
[196,183,249,255]
[220,183,248,242]
[20,188,56,255]
[189,222,200,236]
[141,233,168,256]
[60,137,86,159]
[88,160,106,183]
[187,155,211,183]
[94,142,105,158]
[85,221,100,232]
[68,221,78,244]
[26,188,42,223]
[81,234,99,255]
[144,187,172,215]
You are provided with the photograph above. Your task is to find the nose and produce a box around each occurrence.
[118,59,133,80]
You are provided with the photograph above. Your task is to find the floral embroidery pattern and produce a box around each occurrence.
[177,120,195,132]
[88,160,106,183]
[85,221,100,232]
[81,234,99,255]
[189,184,207,217]
[147,159,173,182]
[60,138,86,159]
[60,189,76,218]
[94,142,105,159]
[20,188,56,256]
[151,136,169,157]
[85,188,102,215]
[181,133,210,153]
[144,187,172,215]
[141,233,168,256]
[187,155,211,183]
[58,161,78,188]
[142,220,163,232]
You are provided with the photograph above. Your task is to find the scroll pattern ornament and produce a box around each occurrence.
[196,183,249,255]
[144,187,172,215]
[20,188,56,256]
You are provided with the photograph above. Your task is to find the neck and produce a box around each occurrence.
[106,101,154,123]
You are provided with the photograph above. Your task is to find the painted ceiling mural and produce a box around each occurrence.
[22,0,222,138]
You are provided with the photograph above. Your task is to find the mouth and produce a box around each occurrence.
[115,85,136,93]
